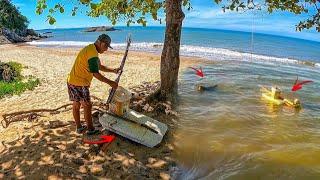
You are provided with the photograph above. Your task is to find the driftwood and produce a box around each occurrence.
[1,95,108,128]
[1,103,73,128]
[106,35,131,104]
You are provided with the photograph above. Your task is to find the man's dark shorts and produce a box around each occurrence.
[67,83,90,102]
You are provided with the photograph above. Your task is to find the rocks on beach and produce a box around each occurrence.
[0,28,49,44]
[83,26,118,32]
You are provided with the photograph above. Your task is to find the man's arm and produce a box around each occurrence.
[88,57,118,88]
[99,60,117,73]
[93,73,118,89]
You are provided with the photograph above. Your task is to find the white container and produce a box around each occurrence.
[109,86,131,116]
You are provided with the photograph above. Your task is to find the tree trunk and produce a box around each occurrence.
[160,0,185,102]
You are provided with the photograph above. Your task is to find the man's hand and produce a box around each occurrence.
[109,80,118,89]
[113,67,121,74]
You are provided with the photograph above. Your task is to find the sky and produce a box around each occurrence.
[11,0,320,42]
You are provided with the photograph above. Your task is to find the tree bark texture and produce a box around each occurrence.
[160,0,185,102]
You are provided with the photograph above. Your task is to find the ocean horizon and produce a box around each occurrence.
[36,26,320,43]
[30,26,320,68]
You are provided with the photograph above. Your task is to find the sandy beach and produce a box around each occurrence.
[0,44,203,179]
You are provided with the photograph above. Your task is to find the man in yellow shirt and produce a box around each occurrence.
[67,34,119,135]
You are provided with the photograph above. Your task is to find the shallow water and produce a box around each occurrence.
[175,60,320,179]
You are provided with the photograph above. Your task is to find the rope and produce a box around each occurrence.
[251,10,255,62]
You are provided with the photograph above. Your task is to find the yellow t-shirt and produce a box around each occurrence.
[67,44,99,86]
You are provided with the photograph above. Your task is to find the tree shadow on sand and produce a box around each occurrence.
[0,114,177,179]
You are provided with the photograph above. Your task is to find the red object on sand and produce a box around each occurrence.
[189,67,204,77]
[83,135,116,145]
[291,77,313,91]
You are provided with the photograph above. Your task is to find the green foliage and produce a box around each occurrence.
[0,61,40,98]
[6,61,23,78]
[36,0,166,26]
[262,0,319,31]
[35,0,320,32]
[0,78,40,98]
[0,0,29,31]
[218,0,320,32]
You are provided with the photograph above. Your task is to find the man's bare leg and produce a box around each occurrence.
[73,101,81,128]
[81,101,94,130]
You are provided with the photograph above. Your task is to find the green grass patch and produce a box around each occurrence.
[0,61,40,98]
[0,78,40,98]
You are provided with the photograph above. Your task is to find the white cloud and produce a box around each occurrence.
[186,9,231,19]
[185,6,249,20]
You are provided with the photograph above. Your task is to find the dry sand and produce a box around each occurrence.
[0,44,204,179]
